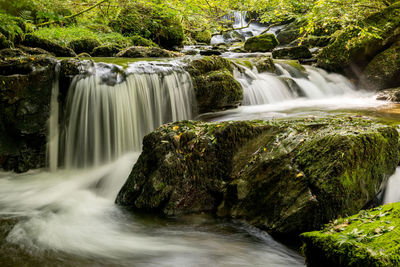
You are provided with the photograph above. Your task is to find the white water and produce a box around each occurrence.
[235,63,357,106]
[211,11,280,44]
[384,168,400,203]
[59,61,194,169]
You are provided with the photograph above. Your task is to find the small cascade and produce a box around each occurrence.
[384,168,400,204]
[47,63,60,172]
[56,61,194,169]
[234,63,357,106]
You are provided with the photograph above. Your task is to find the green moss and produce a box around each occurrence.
[68,37,101,54]
[91,45,121,57]
[244,33,279,52]
[130,35,158,47]
[277,29,300,45]
[272,46,312,60]
[302,203,400,266]
[193,30,212,44]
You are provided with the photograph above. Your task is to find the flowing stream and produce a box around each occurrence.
[1,57,399,266]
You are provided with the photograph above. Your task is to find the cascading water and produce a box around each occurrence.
[61,61,194,169]
[234,63,357,106]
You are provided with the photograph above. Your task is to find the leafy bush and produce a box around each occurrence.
[0,13,26,43]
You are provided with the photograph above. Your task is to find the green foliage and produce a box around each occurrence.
[32,26,132,47]
[0,13,26,43]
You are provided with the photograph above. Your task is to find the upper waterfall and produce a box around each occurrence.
[51,61,195,170]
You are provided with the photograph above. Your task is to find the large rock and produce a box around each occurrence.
[116,46,183,58]
[117,117,399,237]
[23,35,76,57]
[317,2,400,71]
[272,46,312,60]
[302,203,400,266]
[276,29,300,45]
[185,56,243,113]
[91,45,121,57]
[0,55,58,172]
[244,33,279,52]
[361,41,400,90]
[67,38,101,55]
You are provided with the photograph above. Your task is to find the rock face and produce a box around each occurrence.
[0,55,57,172]
[117,117,399,237]
[68,38,101,55]
[244,33,279,52]
[361,41,400,90]
[272,46,312,60]
[185,56,243,113]
[116,46,183,58]
[376,87,400,102]
[302,203,400,266]
[22,35,76,57]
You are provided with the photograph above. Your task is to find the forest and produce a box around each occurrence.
[1,0,400,266]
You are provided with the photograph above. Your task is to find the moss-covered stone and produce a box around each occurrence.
[116,117,399,237]
[68,38,101,55]
[0,55,57,172]
[193,30,212,44]
[317,2,400,71]
[361,41,400,90]
[130,36,158,47]
[23,34,76,57]
[254,56,277,73]
[301,203,400,266]
[277,29,301,45]
[376,87,400,102]
[272,46,312,60]
[116,46,183,58]
[244,33,279,52]
[91,45,121,57]
[185,56,242,113]
[0,48,28,60]
[16,45,54,56]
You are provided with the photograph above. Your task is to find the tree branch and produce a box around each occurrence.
[36,0,109,27]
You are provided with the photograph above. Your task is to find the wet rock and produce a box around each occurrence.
[76,52,91,58]
[200,50,222,56]
[301,203,400,266]
[0,48,28,60]
[22,34,76,57]
[361,41,400,90]
[116,46,183,58]
[117,117,399,237]
[68,38,101,55]
[91,45,121,57]
[376,87,400,102]
[272,46,312,60]
[185,56,243,113]
[244,33,279,52]
[0,55,58,172]
[276,29,300,45]
[16,45,54,56]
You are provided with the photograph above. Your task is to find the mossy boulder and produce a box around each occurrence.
[317,2,400,71]
[193,30,212,44]
[244,33,279,52]
[116,46,183,58]
[376,87,400,102]
[276,29,300,45]
[361,41,400,90]
[301,203,400,266]
[16,45,54,56]
[272,46,312,60]
[91,45,121,57]
[67,38,101,55]
[117,117,399,237]
[130,36,158,47]
[23,34,76,57]
[0,48,28,60]
[185,56,243,113]
[0,55,57,172]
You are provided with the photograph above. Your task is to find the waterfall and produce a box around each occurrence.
[47,63,60,172]
[53,61,194,170]
[234,63,357,106]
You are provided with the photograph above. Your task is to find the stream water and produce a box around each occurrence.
[1,56,400,266]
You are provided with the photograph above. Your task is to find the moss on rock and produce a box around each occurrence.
[91,45,121,57]
[130,36,158,47]
[116,46,183,58]
[23,34,76,57]
[68,38,101,55]
[244,33,279,52]
[116,117,399,237]
[185,56,243,113]
[272,46,312,60]
[301,203,400,266]
[361,41,400,90]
